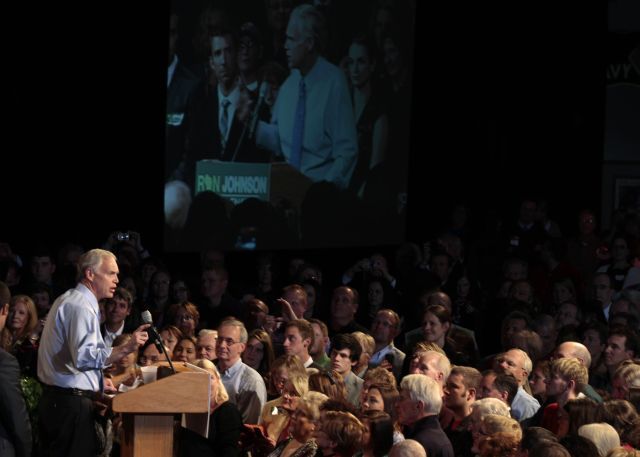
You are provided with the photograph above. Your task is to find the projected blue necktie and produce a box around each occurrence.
[290,79,306,170]
[219,98,231,147]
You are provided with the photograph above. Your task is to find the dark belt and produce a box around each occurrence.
[43,384,96,400]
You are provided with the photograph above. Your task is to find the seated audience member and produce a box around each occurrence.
[493,349,540,421]
[105,333,142,389]
[478,370,518,407]
[4,294,39,376]
[308,369,347,402]
[308,318,331,369]
[159,324,183,354]
[369,309,405,381]
[242,328,275,378]
[196,328,217,361]
[562,397,598,438]
[179,359,243,457]
[612,361,640,401]
[396,374,454,456]
[267,391,328,457]
[315,411,365,457]
[330,333,364,407]
[100,287,135,347]
[217,319,267,424]
[260,367,309,444]
[478,431,521,457]
[553,340,603,402]
[601,326,640,391]
[358,410,394,457]
[283,319,318,369]
[328,286,369,335]
[529,360,551,404]
[471,414,521,456]
[408,349,451,393]
[389,439,426,457]
[468,397,513,435]
[560,434,608,457]
[542,357,589,435]
[577,423,621,457]
[166,302,200,338]
[519,426,558,454]
[442,366,481,457]
[138,339,171,366]
[597,400,640,449]
[172,336,197,363]
[528,441,573,457]
[360,372,403,441]
[352,331,375,378]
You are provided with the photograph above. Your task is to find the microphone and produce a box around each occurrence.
[248,81,269,141]
[231,81,269,161]
[141,311,176,374]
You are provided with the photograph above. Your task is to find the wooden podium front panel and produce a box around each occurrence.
[121,414,174,457]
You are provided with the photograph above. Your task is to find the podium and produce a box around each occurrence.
[112,365,210,457]
[195,160,312,209]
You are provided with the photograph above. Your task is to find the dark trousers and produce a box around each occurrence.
[38,389,97,457]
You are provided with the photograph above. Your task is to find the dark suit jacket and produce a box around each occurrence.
[405,414,454,457]
[0,349,32,457]
[166,62,202,180]
[187,87,270,166]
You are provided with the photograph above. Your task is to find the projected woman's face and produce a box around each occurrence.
[348,43,373,89]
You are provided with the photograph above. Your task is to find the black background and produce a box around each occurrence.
[3,1,605,261]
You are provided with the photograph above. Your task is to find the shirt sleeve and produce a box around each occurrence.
[62,299,112,371]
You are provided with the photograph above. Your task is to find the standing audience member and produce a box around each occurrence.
[0,281,32,457]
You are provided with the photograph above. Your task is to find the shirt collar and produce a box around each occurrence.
[217,85,240,108]
[220,358,243,377]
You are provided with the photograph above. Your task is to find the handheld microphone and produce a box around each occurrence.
[248,81,269,141]
[141,310,176,374]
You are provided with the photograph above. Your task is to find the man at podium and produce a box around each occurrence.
[38,249,150,457]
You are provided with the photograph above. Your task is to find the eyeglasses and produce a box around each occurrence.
[216,336,241,346]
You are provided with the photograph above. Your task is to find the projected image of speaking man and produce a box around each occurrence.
[256,4,358,190]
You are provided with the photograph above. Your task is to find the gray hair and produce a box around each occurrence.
[389,439,426,457]
[400,374,442,415]
[290,4,327,53]
[218,319,248,343]
[578,423,620,457]
[471,397,512,418]
[76,249,116,282]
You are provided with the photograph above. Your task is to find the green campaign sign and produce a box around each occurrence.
[195,160,271,204]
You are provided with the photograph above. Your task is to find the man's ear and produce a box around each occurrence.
[0,303,8,316]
